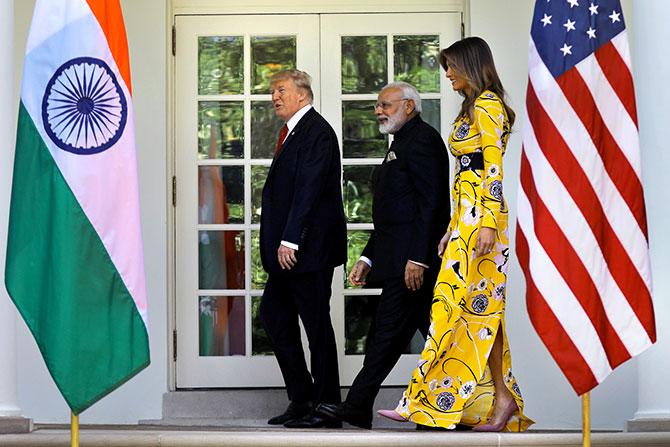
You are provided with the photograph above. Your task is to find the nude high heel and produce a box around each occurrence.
[377,409,408,422]
[472,400,518,432]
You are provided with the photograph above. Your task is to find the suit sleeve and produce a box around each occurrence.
[475,97,505,229]
[361,231,376,264]
[281,128,336,245]
[406,131,448,265]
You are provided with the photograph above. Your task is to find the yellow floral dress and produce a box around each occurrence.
[394,91,534,431]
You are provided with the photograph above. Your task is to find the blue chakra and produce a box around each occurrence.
[455,122,470,139]
[436,392,456,411]
[472,294,489,314]
[489,180,503,201]
[42,56,127,155]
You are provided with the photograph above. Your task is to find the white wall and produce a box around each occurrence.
[12,0,169,424]
[10,0,651,430]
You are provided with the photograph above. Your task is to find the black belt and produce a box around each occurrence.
[456,151,484,174]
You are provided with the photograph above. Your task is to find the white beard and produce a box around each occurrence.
[378,111,406,135]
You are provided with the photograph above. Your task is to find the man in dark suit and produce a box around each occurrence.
[317,81,450,429]
[259,70,347,429]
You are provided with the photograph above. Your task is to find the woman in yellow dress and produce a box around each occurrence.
[378,37,533,432]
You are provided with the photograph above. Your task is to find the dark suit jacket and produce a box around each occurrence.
[260,107,347,274]
[362,114,450,284]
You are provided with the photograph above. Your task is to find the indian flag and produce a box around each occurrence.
[4,0,149,414]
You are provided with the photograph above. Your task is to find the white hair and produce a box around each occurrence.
[382,81,422,113]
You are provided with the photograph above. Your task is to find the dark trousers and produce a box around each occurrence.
[260,268,341,406]
[345,272,436,412]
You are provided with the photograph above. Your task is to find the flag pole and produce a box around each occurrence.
[71,412,79,447]
[582,392,590,447]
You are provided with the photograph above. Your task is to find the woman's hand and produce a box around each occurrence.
[476,227,496,257]
[437,231,452,258]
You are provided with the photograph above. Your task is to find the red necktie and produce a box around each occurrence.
[275,124,289,157]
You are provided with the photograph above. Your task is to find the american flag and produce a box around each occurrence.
[516,0,655,395]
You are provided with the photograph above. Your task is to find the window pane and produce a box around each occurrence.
[345,295,379,354]
[199,230,245,290]
[198,101,244,159]
[199,296,246,356]
[251,230,267,289]
[251,296,273,355]
[251,101,283,159]
[251,36,297,94]
[343,165,375,223]
[342,36,387,94]
[422,99,441,133]
[342,101,387,158]
[198,166,244,224]
[198,36,243,95]
[344,296,424,355]
[346,230,371,288]
[393,35,440,93]
[251,166,269,224]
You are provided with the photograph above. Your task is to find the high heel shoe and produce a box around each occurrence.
[377,409,408,422]
[472,400,518,432]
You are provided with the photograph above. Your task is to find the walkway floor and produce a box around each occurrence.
[1,426,670,447]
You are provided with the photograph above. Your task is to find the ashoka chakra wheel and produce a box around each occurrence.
[42,57,127,155]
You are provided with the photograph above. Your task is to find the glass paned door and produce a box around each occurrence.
[321,13,462,385]
[175,14,319,387]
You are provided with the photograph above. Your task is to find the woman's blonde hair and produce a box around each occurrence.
[439,37,515,127]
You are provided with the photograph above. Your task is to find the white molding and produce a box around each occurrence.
[173,0,464,15]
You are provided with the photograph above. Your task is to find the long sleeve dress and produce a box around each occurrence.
[394,91,534,431]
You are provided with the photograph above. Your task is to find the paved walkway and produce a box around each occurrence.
[1,427,670,447]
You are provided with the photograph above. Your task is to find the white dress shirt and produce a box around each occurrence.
[280,104,314,251]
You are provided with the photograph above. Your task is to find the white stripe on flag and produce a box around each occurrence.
[523,118,653,355]
[611,31,633,69]
[517,188,613,382]
[575,55,641,177]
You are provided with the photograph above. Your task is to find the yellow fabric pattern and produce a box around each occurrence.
[395,91,534,431]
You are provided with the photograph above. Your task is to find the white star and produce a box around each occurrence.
[587,27,596,39]
[560,43,573,56]
[609,10,621,23]
[564,19,576,32]
[567,0,579,7]
[541,14,552,26]
[589,3,599,15]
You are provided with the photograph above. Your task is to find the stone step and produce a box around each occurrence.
[1,428,670,447]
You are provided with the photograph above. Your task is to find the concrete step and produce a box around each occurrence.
[1,428,670,447]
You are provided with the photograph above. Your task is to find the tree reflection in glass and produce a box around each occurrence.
[198,102,244,159]
[394,35,440,93]
[251,296,273,355]
[342,36,387,94]
[198,36,243,95]
[422,99,441,133]
[251,101,283,159]
[251,36,297,94]
[342,101,387,158]
[251,230,268,289]
[343,165,375,223]
[251,166,269,224]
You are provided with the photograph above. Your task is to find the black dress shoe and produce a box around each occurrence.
[267,401,312,425]
[283,412,343,429]
[316,402,372,430]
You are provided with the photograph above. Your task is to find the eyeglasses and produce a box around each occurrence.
[374,98,409,110]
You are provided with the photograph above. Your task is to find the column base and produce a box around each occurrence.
[627,415,670,432]
[0,416,33,434]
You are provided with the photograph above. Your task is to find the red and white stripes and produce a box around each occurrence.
[517,32,655,395]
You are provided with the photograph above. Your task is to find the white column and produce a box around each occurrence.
[628,0,670,432]
[0,0,21,420]
[0,0,21,421]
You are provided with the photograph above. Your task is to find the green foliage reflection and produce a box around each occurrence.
[198,36,243,95]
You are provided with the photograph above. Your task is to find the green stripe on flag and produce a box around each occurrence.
[5,102,149,414]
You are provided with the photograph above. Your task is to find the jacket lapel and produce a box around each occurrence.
[268,108,317,177]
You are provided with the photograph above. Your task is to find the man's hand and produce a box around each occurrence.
[476,227,496,257]
[348,260,371,287]
[277,245,298,270]
[404,261,425,291]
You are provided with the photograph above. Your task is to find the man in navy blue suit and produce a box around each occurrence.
[259,70,346,429]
